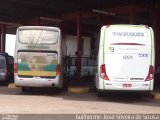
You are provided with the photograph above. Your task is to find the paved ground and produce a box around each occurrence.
[0,86,159,114]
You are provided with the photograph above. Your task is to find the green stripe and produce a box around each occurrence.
[18,63,57,71]
[150,29,153,65]
[102,27,107,89]
[102,27,106,63]
[44,64,57,71]
[149,28,153,91]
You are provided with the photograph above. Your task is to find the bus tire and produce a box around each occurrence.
[21,87,31,93]
[53,87,62,93]
[97,90,104,97]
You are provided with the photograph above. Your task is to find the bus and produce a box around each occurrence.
[14,26,67,92]
[95,25,155,94]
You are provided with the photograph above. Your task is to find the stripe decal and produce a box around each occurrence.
[18,71,56,76]
[102,27,107,89]
[149,28,153,91]
[110,43,145,46]
[102,28,106,64]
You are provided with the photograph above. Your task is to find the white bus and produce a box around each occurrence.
[14,26,67,92]
[95,25,155,94]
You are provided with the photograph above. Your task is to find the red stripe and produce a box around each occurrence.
[110,43,145,46]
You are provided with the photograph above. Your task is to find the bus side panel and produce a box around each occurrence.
[96,26,107,90]
[150,27,155,91]
[55,30,64,88]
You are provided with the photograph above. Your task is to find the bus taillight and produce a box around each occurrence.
[56,64,61,76]
[100,64,109,80]
[14,63,17,73]
[145,65,154,81]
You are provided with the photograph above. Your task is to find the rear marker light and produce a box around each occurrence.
[56,64,61,76]
[145,65,154,81]
[14,63,17,73]
[100,64,109,80]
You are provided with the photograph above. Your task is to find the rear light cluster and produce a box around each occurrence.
[100,64,109,80]
[56,64,61,76]
[14,63,17,73]
[145,65,154,81]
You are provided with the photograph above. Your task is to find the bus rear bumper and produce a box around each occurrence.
[14,75,62,88]
[98,79,154,91]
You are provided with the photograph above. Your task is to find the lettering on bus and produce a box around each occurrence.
[123,55,133,60]
[130,77,144,80]
[138,53,148,57]
[110,32,148,37]
[27,45,49,49]
[108,47,114,52]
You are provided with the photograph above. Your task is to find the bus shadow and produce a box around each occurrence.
[0,86,159,108]
[12,87,160,108]
[0,86,62,96]
[61,91,160,108]
[99,92,160,107]
[19,87,63,96]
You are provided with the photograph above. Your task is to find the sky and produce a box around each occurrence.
[5,34,16,56]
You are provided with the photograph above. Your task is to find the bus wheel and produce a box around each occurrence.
[97,90,104,97]
[52,87,62,93]
[21,87,31,93]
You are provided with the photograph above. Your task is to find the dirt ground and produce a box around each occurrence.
[0,86,159,114]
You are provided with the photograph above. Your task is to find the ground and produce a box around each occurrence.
[0,86,159,115]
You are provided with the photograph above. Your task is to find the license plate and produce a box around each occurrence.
[122,84,132,88]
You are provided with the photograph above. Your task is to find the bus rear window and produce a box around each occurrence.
[18,30,59,44]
